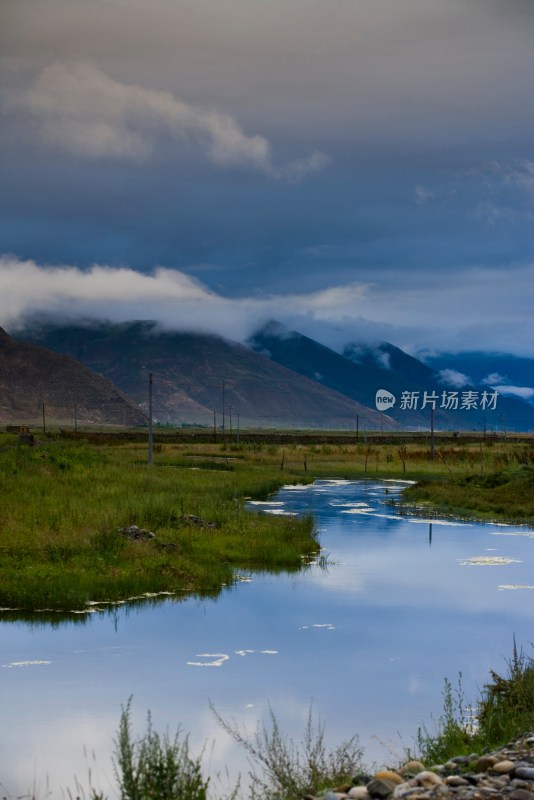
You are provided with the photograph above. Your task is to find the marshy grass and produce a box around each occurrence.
[400,464,534,524]
[0,434,318,611]
[1,432,533,611]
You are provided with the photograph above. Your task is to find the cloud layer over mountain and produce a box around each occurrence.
[1,0,533,355]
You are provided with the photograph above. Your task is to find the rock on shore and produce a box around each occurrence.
[305,733,534,799]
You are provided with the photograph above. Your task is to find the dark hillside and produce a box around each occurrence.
[19,321,389,429]
[0,327,147,426]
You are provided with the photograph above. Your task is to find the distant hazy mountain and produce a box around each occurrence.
[250,321,534,431]
[420,351,534,407]
[0,326,147,426]
[18,320,388,430]
[343,341,437,385]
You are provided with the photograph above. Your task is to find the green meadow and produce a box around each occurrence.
[1,431,533,611]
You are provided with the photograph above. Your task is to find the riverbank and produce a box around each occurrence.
[1,431,533,611]
[308,733,534,799]
[399,465,534,527]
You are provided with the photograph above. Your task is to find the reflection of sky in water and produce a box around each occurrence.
[2,479,534,797]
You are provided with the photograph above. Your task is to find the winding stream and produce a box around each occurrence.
[2,479,534,797]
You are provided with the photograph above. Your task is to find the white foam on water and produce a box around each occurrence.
[263,509,298,516]
[247,500,286,506]
[235,649,278,657]
[298,623,336,630]
[498,585,534,591]
[187,653,230,667]
[382,479,417,485]
[406,518,465,527]
[330,502,371,508]
[459,556,522,566]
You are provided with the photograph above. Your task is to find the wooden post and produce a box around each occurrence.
[148,373,153,465]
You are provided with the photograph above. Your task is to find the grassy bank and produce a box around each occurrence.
[400,464,534,525]
[0,434,319,611]
[1,432,533,611]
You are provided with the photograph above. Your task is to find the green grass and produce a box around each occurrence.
[0,435,318,611]
[1,432,533,612]
[400,464,534,525]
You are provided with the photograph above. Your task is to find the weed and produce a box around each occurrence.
[414,639,534,765]
[211,704,364,800]
[113,699,209,800]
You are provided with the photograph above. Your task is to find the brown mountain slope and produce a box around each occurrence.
[0,327,147,426]
[20,321,392,429]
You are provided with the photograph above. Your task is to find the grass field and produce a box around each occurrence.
[1,430,533,612]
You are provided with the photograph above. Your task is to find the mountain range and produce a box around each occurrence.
[0,326,147,427]
[249,321,534,431]
[6,318,534,431]
[16,320,388,430]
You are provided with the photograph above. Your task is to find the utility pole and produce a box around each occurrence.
[148,372,153,465]
[228,405,233,437]
[430,407,435,461]
[222,381,226,439]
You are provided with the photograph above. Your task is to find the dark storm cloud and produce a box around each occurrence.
[1,0,533,353]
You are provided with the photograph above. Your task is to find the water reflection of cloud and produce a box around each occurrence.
[0,710,118,799]
[303,538,534,616]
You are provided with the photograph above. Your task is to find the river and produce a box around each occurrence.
[2,479,534,798]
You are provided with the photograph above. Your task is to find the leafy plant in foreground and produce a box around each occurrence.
[414,674,475,765]
[477,637,534,746]
[414,640,534,766]
[113,699,209,800]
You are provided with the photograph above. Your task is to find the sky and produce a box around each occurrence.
[1,0,534,356]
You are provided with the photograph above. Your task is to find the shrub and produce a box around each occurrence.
[211,704,364,800]
[113,699,209,800]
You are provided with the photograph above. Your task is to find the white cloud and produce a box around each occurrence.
[2,256,534,357]
[0,255,370,341]
[373,349,391,370]
[483,372,508,385]
[438,369,471,388]
[490,385,534,402]
[20,61,328,180]
[414,185,434,205]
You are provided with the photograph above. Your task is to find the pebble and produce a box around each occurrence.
[304,733,534,800]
